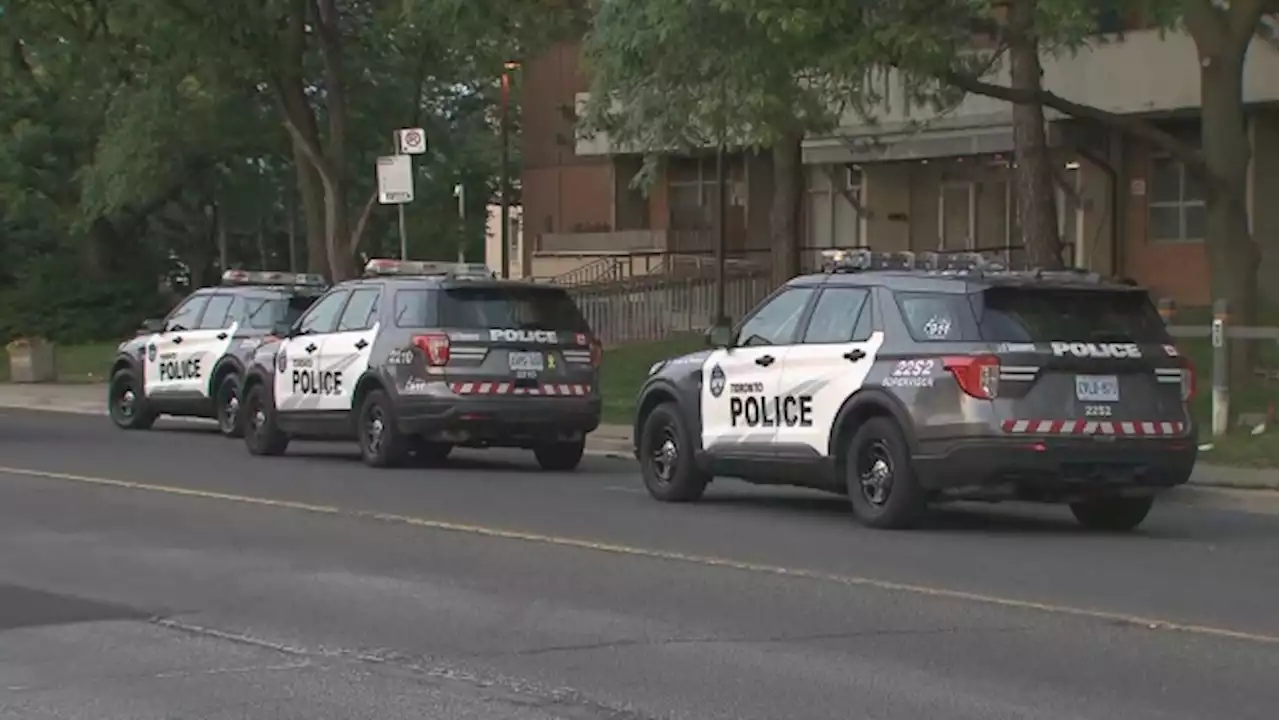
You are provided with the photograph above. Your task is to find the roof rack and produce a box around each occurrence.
[363,258,496,279]
[819,249,1111,283]
[221,269,329,287]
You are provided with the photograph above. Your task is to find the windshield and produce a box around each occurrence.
[440,287,590,332]
[244,295,320,330]
[974,287,1169,343]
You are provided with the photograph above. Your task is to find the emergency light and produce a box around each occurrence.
[820,249,1008,274]
[363,258,496,278]
[221,269,328,287]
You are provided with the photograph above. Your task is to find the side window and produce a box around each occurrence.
[197,294,236,330]
[393,289,433,328]
[337,288,381,332]
[164,295,209,332]
[894,292,978,342]
[296,290,350,336]
[735,288,815,347]
[801,288,871,344]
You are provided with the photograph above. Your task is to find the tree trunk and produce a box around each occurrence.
[1008,0,1063,269]
[291,142,327,277]
[769,131,804,287]
[1200,42,1258,391]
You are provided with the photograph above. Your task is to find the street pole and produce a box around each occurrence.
[455,183,466,263]
[393,135,408,260]
[713,79,728,326]
[498,66,512,279]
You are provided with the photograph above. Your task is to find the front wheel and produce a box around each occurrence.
[844,417,926,529]
[242,383,289,456]
[533,438,586,472]
[638,403,709,502]
[1069,497,1154,532]
[214,374,244,438]
[358,390,409,468]
[108,368,157,430]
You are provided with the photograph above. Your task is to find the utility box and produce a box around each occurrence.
[6,338,57,383]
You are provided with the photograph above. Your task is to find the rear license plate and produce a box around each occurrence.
[1075,375,1119,402]
[508,351,545,372]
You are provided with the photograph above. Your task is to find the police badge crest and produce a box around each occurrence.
[147,343,157,362]
[708,364,726,398]
[276,352,287,374]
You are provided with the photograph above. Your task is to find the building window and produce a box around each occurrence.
[1148,155,1206,243]
[807,165,862,250]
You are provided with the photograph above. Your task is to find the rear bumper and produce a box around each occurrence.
[395,394,601,447]
[913,433,1198,501]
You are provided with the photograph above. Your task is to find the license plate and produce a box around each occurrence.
[1075,375,1119,402]
[508,351,544,372]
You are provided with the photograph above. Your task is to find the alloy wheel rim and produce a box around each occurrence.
[650,425,679,484]
[858,440,894,506]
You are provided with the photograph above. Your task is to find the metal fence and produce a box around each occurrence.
[568,270,773,346]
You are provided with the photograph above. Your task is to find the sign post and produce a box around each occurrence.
[453,183,466,263]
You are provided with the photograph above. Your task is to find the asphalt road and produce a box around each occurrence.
[0,409,1275,720]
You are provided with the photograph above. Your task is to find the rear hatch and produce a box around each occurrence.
[432,284,600,397]
[972,285,1193,437]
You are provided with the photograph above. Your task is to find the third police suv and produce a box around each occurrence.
[237,258,603,470]
[631,249,1197,532]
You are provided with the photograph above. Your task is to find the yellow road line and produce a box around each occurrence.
[0,464,1273,645]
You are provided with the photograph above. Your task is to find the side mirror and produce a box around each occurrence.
[705,323,733,348]
[139,318,164,333]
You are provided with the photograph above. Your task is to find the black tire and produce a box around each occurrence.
[242,382,290,456]
[638,402,709,502]
[533,438,586,472]
[844,417,926,529]
[412,439,453,466]
[214,374,244,439]
[1069,497,1154,532]
[357,389,409,468]
[107,368,157,430]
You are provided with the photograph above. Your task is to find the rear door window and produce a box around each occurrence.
[974,288,1168,343]
[440,286,589,332]
[894,292,979,342]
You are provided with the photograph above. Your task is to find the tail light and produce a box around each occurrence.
[1178,356,1196,402]
[589,339,603,368]
[943,355,1000,399]
[413,333,450,366]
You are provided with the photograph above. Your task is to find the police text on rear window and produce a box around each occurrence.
[441,287,589,332]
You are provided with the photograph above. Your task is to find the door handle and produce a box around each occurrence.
[754,355,775,367]
[354,339,368,350]
[843,349,866,362]
[171,336,183,344]
[216,332,228,340]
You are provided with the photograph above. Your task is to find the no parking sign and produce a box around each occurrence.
[397,128,427,155]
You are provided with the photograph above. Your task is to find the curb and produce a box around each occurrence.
[1,402,1273,489]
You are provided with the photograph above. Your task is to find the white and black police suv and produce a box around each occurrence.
[632,249,1198,531]
[237,258,603,470]
[108,270,328,437]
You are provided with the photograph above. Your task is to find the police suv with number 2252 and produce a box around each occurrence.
[631,249,1197,532]
[108,270,328,437]
[237,259,603,470]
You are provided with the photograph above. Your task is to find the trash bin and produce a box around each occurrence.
[6,338,57,383]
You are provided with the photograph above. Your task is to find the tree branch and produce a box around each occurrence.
[1228,0,1270,46]
[347,191,378,254]
[939,70,1208,175]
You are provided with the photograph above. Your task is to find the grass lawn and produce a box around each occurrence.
[0,342,120,384]
[599,334,705,426]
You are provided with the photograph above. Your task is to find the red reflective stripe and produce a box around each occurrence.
[1001,420,1184,436]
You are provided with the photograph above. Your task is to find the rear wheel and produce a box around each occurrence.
[243,383,289,456]
[358,390,409,468]
[214,374,244,438]
[845,417,926,529]
[639,403,709,502]
[108,368,157,430]
[533,438,586,472]
[1069,497,1153,532]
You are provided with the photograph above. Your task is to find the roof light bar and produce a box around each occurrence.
[820,249,1009,274]
[221,269,328,287]
[363,258,496,278]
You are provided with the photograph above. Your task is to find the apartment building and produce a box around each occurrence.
[520,29,1278,305]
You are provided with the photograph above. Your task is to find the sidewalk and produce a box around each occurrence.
[0,383,1273,490]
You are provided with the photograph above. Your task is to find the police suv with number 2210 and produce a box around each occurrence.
[237,259,603,469]
[632,249,1197,532]
[108,270,328,437]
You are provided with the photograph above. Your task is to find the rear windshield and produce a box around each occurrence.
[440,287,590,332]
[243,294,320,330]
[894,288,1167,343]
